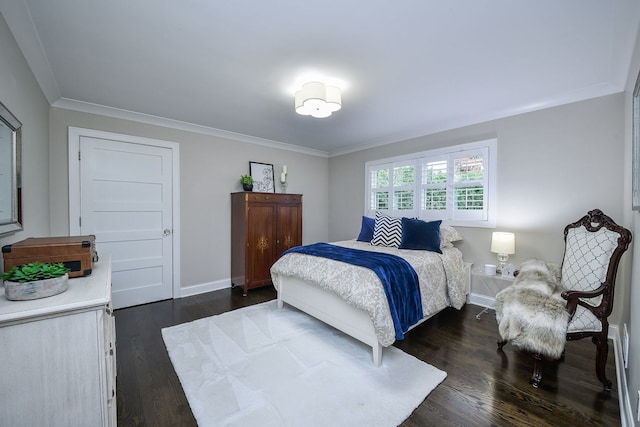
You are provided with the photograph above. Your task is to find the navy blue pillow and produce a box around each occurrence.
[356,216,375,242]
[399,218,443,253]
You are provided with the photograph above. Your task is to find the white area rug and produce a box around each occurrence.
[162,300,446,427]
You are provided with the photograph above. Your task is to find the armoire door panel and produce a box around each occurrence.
[276,204,302,256]
[247,204,276,285]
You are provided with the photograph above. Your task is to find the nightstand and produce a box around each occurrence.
[471,267,515,319]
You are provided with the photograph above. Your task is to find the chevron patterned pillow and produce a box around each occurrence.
[371,212,403,247]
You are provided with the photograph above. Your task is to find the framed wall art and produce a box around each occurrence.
[633,70,640,210]
[249,161,275,193]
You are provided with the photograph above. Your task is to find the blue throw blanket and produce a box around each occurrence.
[284,243,423,340]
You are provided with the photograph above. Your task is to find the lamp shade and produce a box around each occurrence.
[491,232,515,254]
[295,81,341,118]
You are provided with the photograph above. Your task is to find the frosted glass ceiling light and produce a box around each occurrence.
[295,81,341,118]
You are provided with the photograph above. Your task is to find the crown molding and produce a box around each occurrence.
[52,98,329,158]
[327,82,623,157]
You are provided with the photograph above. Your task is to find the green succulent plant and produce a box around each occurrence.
[2,262,70,283]
[239,174,253,185]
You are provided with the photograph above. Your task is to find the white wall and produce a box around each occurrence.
[0,13,50,249]
[47,108,329,292]
[328,93,628,323]
[624,19,640,427]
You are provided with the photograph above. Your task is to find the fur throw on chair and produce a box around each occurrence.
[495,259,570,359]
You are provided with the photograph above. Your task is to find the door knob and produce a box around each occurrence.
[163,229,172,236]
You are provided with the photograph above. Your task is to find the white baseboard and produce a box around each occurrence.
[609,324,634,427]
[178,278,231,298]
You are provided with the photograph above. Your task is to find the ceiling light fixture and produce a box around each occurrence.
[295,81,341,118]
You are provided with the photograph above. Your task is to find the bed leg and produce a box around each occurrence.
[372,342,382,367]
[277,297,284,309]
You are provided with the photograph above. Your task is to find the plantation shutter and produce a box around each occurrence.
[451,147,488,221]
[367,164,391,217]
[391,162,416,217]
[420,156,448,217]
[365,139,495,227]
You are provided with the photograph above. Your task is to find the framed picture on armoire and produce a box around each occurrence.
[249,161,275,193]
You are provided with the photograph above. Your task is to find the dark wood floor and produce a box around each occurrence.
[115,286,620,426]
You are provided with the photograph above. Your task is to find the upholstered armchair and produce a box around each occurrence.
[560,209,631,390]
[495,209,631,390]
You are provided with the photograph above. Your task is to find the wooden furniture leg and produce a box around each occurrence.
[593,336,612,391]
[530,353,543,388]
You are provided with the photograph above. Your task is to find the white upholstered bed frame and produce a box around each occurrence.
[276,261,472,366]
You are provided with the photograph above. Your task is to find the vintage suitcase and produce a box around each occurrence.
[2,235,98,278]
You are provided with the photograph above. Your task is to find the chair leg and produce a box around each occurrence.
[593,336,612,391]
[531,353,543,388]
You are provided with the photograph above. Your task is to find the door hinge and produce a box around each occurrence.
[78,151,81,161]
[79,217,81,227]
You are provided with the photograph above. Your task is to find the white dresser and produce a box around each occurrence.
[0,254,115,427]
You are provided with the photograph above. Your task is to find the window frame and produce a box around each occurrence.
[364,139,497,228]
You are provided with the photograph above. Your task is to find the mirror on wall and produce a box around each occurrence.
[633,70,640,210]
[0,101,22,235]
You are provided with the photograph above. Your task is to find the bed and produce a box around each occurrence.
[270,215,470,366]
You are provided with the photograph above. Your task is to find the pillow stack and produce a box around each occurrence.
[356,212,463,254]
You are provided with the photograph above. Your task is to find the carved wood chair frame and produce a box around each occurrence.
[559,208,632,390]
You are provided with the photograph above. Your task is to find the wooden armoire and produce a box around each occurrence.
[231,192,302,295]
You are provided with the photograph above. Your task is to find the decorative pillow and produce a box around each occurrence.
[356,216,375,242]
[399,218,443,253]
[439,224,463,248]
[371,212,403,247]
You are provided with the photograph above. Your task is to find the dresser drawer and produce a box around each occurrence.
[246,193,302,203]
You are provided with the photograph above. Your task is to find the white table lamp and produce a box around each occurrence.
[491,232,515,273]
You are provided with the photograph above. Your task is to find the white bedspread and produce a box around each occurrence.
[270,240,467,347]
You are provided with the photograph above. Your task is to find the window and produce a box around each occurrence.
[365,139,496,227]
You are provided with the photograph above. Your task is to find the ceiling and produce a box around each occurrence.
[2,1,640,156]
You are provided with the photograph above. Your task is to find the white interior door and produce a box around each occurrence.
[69,128,180,309]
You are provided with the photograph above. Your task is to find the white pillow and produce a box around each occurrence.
[440,224,463,248]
